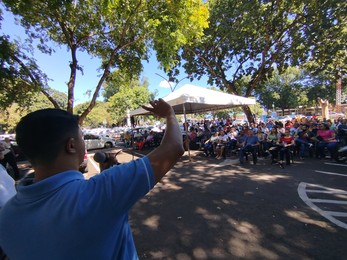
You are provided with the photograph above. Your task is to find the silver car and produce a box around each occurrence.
[84,134,116,150]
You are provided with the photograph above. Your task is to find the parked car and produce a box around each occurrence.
[84,134,116,150]
[232,119,248,126]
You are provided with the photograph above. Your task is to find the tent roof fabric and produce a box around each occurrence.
[130,84,256,116]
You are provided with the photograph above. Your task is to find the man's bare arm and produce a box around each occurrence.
[142,99,184,183]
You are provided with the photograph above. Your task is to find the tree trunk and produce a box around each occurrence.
[67,46,78,113]
[242,105,255,124]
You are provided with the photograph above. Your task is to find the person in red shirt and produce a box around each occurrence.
[285,120,293,129]
[278,129,295,168]
[270,129,294,168]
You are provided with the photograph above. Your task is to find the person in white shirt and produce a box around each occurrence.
[215,130,229,159]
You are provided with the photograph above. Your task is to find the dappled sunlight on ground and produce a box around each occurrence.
[249,173,291,183]
[142,215,160,230]
[285,210,336,231]
[195,207,223,222]
[228,221,279,259]
[127,149,347,259]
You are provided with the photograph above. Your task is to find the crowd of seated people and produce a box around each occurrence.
[126,116,347,163]
[127,128,164,150]
[176,116,347,166]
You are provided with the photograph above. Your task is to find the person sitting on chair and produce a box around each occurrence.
[144,131,155,148]
[227,126,238,153]
[256,126,266,157]
[272,129,295,168]
[294,124,313,159]
[239,130,259,164]
[203,132,219,157]
[263,127,279,153]
[315,123,337,159]
[215,130,229,159]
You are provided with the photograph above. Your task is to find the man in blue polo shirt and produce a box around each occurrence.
[0,99,184,259]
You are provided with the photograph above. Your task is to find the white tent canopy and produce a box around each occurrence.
[130,84,256,116]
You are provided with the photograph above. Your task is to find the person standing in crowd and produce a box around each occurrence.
[0,99,184,259]
[0,137,20,180]
[0,142,16,260]
[0,142,16,207]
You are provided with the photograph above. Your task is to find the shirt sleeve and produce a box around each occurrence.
[83,156,155,215]
[0,165,16,207]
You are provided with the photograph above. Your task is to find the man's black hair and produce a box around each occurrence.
[16,109,80,166]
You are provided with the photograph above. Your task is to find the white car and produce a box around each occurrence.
[84,134,116,150]
[232,119,248,126]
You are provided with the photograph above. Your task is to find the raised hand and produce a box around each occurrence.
[142,99,174,118]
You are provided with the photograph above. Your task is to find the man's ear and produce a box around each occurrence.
[65,137,77,154]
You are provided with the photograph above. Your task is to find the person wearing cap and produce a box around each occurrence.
[0,99,184,259]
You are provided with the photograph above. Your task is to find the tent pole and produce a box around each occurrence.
[183,103,191,162]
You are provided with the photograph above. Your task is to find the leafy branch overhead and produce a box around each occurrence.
[1,0,209,123]
[174,0,346,122]
[0,35,54,108]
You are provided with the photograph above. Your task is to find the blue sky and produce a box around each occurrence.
[1,8,209,105]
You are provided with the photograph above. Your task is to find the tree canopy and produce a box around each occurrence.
[108,77,153,125]
[172,0,347,122]
[0,88,67,132]
[1,0,209,123]
[256,67,307,114]
[0,35,51,109]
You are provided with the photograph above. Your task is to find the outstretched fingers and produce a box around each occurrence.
[142,100,158,112]
[142,99,172,118]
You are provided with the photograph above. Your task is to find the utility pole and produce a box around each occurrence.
[336,69,342,113]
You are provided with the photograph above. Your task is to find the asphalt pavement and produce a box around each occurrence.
[123,147,347,260]
[15,146,347,259]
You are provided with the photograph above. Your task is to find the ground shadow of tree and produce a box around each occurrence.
[128,152,347,259]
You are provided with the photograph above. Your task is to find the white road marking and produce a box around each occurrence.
[306,189,347,194]
[298,182,347,230]
[87,153,100,172]
[324,162,347,167]
[309,199,347,205]
[324,211,347,217]
[315,170,347,177]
